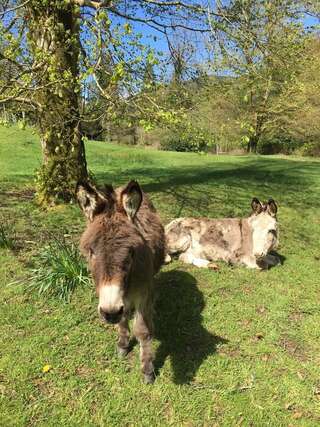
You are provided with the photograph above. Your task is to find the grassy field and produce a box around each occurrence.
[1,125,320,426]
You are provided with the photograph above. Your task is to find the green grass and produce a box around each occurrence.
[0,222,15,249]
[1,125,320,426]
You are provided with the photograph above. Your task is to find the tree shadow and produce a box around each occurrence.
[94,157,320,218]
[154,270,227,384]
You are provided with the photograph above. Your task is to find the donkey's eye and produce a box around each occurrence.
[89,247,95,258]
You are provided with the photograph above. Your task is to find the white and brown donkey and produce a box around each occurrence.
[165,198,280,270]
[77,180,165,383]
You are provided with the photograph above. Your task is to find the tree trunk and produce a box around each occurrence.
[247,135,258,153]
[247,113,264,153]
[28,1,88,205]
[247,77,271,154]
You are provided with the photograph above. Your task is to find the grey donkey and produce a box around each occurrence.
[165,198,280,270]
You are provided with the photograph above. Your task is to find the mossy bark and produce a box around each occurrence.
[27,1,88,205]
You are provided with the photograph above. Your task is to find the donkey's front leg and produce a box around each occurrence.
[133,311,154,384]
[179,251,211,268]
[117,315,130,357]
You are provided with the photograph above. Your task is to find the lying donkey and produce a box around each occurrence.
[77,180,165,383]
[165,198,279,270]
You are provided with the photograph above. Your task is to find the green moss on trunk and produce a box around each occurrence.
[27,1,88,205]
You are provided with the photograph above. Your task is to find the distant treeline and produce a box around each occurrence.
[83,36,320,157]
[2,35,319,157]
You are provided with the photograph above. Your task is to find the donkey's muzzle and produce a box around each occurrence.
[100,306,124,324]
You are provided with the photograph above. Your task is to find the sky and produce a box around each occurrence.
[132,11,319,52]
[121,8,319,80]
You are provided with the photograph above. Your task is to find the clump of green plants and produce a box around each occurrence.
[257,135,302,155]
[161,124,212,153]
[29,236,91,302]
[0,222,15,249]
[296,141,320,157]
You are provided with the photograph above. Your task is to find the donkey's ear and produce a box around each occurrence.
[76,181,110,221]
[121,180,143,220]
[251,197,263,214]
[267,199,277,217]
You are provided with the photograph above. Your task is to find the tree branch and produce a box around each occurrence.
[0,0,31,16]
[73,0,113,8]
[141,0,202,10]
[0,96,40,109]
[140,0,224,18]
[109,6,208,33]
[0,52,25,70]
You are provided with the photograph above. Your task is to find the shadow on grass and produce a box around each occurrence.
[154,270,227,384]
[270,250,287,267]
[5,156,319,216]
[94,157,320,217]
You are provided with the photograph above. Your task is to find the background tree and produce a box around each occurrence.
[152,0,319,155]
[276,35,320,155]
[208,0,310,152]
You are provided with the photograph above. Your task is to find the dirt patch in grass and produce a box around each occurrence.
[0,189,35,207]
[256,305,268,315]
[279,335,308,361]
[216,286,232,297]
[32,378,54,397]
[6,189,35,199]
[288,310,304,323]
[241,283,254,294]
[75,366,96,378]
[218,346,241,358]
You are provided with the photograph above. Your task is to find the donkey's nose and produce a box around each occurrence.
[100,306,124,324]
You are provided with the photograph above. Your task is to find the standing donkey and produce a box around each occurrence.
[76,180,165,383]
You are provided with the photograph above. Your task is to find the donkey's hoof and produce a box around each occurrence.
[164,254,172,264]
[117,346,129,358]
[208,262,220,271]
[144,373,155,384]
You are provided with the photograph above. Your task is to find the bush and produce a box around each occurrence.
[160,124,212,153]
[295,141,320,157]
[28,236,90,302]
[257,136,302,155]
